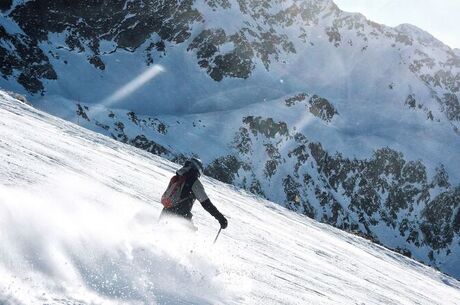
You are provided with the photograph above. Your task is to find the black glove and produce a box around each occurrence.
[218,215,228,229]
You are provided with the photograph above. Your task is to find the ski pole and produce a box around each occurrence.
[213,228,222,244]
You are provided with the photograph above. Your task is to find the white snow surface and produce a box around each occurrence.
[1,91,460,305]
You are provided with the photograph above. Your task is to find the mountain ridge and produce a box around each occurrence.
[0,0,458,118]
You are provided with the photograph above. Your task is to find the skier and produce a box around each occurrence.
[160,157,228,230]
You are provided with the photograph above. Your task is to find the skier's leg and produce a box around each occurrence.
[184,212,198,231]
[158,207,174,223]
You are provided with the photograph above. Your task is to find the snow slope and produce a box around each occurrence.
[1,93,460,305]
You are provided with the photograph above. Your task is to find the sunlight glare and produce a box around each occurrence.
[101,64,165,107]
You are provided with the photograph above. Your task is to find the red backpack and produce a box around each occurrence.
[161,175,188,208]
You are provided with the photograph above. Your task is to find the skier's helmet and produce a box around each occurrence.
[190,157,204,176]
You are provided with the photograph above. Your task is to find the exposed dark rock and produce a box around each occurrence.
[114,121,125,133]
[283,174,301,206]
[432,165,450,189]
[95,120,110,131]
[264,159,278,178]
[405,95,416,108]
[0,25,56,94]
[288,143,309,177]
[421,186,460,249]
[188,27,265,81]
[206,0,231,9]
[427,111,434,121]
[130,135,169,156]
[284,93,338,122]
[395,33,413,46]
[285,92,308,107]
[127,111,139,125]
[308,95,338,122]
[249,177,265,197]
[326,26,341,47]
[441,93,460,121]
[156,121,167,134]
[233,127,252,154]
[204,155,241,184]
[243,116,289,138]
[10,0,202,53]
[0,0,12,11]
[76,103,90,121]
[88,55,105,70]
[144,117,168,134]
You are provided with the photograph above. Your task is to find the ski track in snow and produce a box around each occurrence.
[0,91,460,304]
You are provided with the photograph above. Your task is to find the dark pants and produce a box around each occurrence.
[160,207,193,220]
[159,207,197,231]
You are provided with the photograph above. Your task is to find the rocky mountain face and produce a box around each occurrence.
[36,88,460,280]
[1,0,459,117]
[1,1,459,278]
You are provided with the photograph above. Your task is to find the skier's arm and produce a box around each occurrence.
[201,199,227,229]
[192,180,228,229]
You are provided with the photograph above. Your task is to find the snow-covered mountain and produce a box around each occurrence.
[1,0,459,119]
[34,86,460,281]
[1,0,459,279]
[1,91,460,305]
